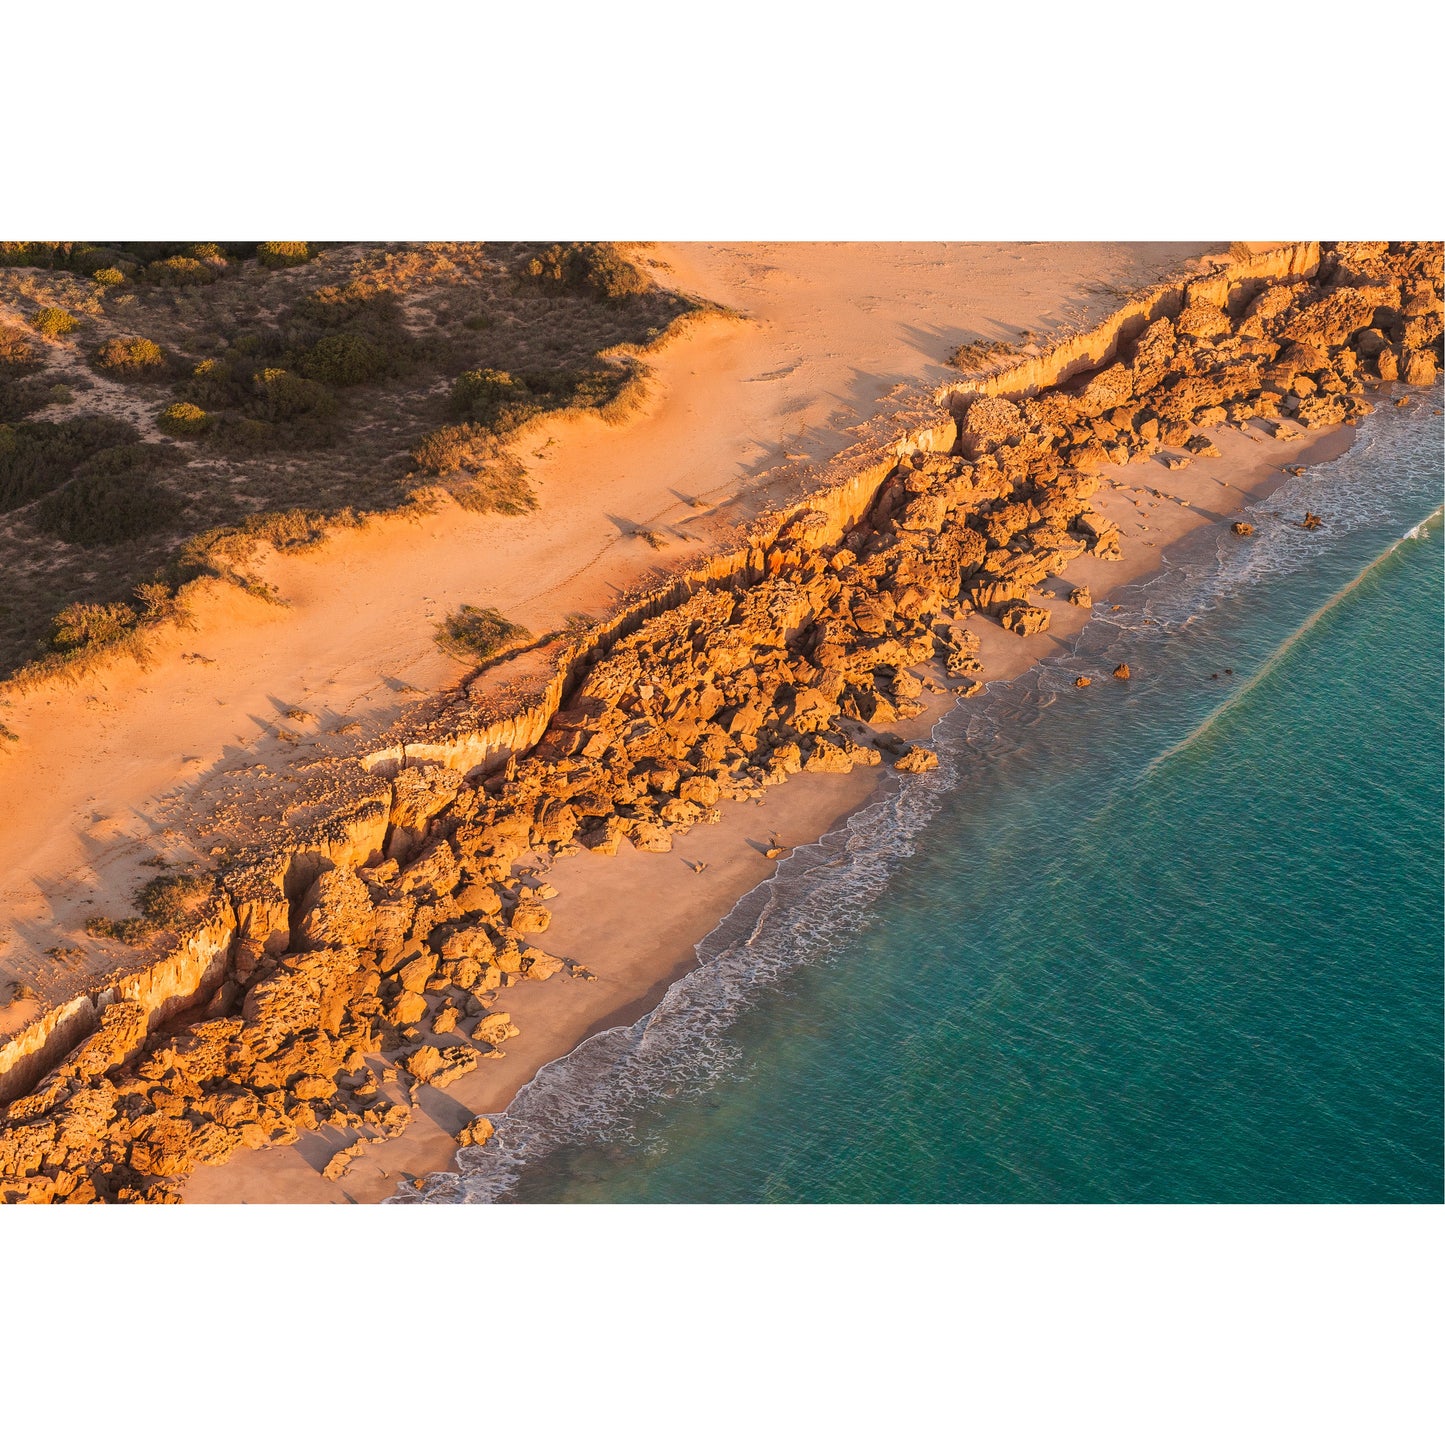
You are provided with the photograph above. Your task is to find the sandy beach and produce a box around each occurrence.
[181,414,1357,1203]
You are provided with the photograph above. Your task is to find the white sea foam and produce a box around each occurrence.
[393,391,1444,1204]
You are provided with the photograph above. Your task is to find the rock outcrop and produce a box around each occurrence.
[2,240,1438,1203]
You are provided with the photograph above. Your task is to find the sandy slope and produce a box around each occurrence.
[0,242,1215,1004]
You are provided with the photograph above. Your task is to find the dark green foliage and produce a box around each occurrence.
[84,868,210,945]
[34,444,178,546]
[0,323,47,422]
[249,368,335,423]
[435,605,531,662]
[135,872,212,926]
[297,330,392,386]
[0,416,139,512]
[449,367,543,431]
[519,242,649,301]
[287,281,415,382]
[181,357,252,409]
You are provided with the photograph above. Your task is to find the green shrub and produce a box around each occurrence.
[141,255,216,287]
[85,869,210,945]
[185,243,226,262]
[519,242,649,301]
[49,599,137,651]
[158,401,210,436]
[250,368,334,423]
[257,242,311,269]
[92,267,125,286]
[298,330,391,386]
[85,915,154,946]
[95,335,165,376]
[286,282,415,380]
[34,444,177,546]
[435,605,531,662]
[183,357,249,409]
[0,416,138,512]
[32,307,79,339]
[450,367,543,432]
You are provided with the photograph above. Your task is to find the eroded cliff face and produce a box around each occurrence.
[2,241,1439,1202]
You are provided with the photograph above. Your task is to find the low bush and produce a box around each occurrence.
[435,605,531,662]
[0,324,39,368]
[519,242,649,301]
[32,307,79,339]
[249,368,335,423]
[34,444,177,546]
[158,401,210,436]
[298,330,392,386]
[92,267,125,286]
[95,335,165,376]
[182,357,250,409]
[0,416,139,512]
[84,870,211,945]
[411,421,492,475]
[449,367,543,431]
[48,599,137,651]
[141,255,217,287]
[136,872,212,927]
[257,242,311,269]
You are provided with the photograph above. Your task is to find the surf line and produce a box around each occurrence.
[1142,508,1440,781]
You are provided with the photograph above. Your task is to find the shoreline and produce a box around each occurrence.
[3,238,1434,1207]
[182,417,1358,1203]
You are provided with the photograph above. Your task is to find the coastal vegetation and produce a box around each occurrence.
[0,242,696,682]
[0,241,1438,1204]
[435,605,531,662]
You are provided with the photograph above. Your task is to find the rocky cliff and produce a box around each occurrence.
[2,240,1439,1202]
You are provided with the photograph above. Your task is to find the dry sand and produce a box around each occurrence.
[0,242,1216,997]
[181,415,1357,1203]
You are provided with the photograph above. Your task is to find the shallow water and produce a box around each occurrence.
[406,394,1444,1205]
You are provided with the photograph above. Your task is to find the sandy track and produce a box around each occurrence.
[0,243,1215,1001]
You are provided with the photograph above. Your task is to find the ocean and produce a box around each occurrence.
[410,394,1444,1205]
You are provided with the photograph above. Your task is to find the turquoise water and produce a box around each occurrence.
[413,396,1444,1205]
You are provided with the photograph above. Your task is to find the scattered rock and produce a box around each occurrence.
[1112,663,1130,680]
[1067,586,1092,608]
[1231,521,1254,536]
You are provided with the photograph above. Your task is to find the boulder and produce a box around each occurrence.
[1000,604,1051,637]
[456,1117,495,1149]
[294,867,376,950]
[894,746,939,773]
[958,396,1023,459]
